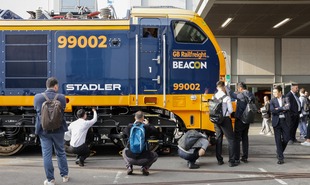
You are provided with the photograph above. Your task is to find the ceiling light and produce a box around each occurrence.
[221,18,233,28]
[273,18,291,28]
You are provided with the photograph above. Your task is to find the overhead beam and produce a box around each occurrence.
[215,0,310,4]
[195,0,216,18]
[284,21,310,36]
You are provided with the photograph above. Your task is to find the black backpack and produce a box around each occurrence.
[302,96,310,113]
[209,95,227,125]
[240,93,257,124]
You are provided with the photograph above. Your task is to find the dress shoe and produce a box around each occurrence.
[141,167,149,176]
[79,159,84,167]
[217,161,224,165]
[277,160,284,164]
[235,160,240,164]
[288,140,294,145]
[188,163,200,169]
[229,162,238,167]
[241,158,248,163]
[127,165,133,175]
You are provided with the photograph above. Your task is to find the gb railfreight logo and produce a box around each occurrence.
[172,50,208,69]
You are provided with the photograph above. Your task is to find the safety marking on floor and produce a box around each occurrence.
[258,168,287,185]
[113,171,122,184]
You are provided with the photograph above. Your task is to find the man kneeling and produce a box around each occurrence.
[178,130,209,169]
[122,111,159,176]
[65,108,97,167]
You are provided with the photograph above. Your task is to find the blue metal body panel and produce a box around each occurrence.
[0,18,219,96]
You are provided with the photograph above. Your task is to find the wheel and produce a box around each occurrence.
[0,144,24,156]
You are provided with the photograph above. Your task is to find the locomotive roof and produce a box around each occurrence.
[131,7,196,18]
[0,7,196,29]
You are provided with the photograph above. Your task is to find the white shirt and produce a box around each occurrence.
[277,97,283,107]
[214,90,233,116]
[67,111,97,147]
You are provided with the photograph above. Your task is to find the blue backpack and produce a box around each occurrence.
[129,122,146,154]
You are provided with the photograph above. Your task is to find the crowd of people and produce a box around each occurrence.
[34,77,310,184]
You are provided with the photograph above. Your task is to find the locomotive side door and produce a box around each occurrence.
[139,18,162,94]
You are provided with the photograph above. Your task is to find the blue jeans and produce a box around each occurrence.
[39,132,68,181]
[299,116,308,138]
[178,148,199,164]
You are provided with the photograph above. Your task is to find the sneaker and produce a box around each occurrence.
[141,167,149,176]
[301,141,310,146]
[259,131,265,135]
[63,176,69,183]
[44,179,55,185]
[127,165,133,175]
[266,132,273,136]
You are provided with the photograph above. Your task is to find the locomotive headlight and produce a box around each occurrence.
[190,95,197,101]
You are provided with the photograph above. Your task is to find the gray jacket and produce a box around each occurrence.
[226,87,255,119]
[178,130,209,154]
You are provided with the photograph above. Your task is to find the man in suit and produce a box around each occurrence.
[226,82,254,164]
[270,85,290,164]
[286,83,301,144]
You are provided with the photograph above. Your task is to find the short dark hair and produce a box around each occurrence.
[237,82,247,89]
[274,85,282,93]
[300,88,305,94]
[135,111,144,120]
[46,77,58,88]
[291,83,298,87]
[216,81,225,87]
[77,109,86,118]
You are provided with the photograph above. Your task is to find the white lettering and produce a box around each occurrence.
[65,84,122,91]
[80,84,89,91]
[105,84,112,90]
[89,84,97,90]
[113,84,121,90]
[172,61,207,69]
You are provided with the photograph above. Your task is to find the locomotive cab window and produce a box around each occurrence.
[172,21,206,43]
[143,27,158,38]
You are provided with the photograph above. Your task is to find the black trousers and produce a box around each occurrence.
[234,118,250,161]
[214,117,235,162]
[273,118,290,160]
[289,114,300,141]
[72,143,90,163]
[306,117,310,139]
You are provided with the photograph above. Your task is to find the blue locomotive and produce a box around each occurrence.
[0,7,226,155]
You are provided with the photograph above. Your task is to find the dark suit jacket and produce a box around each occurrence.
[286,91,300,115]
[270,96,291,127]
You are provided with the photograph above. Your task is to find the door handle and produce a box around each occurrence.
[152,75,160,84]
[152,55,160,64]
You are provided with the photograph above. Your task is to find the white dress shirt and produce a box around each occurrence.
[214,90,233,116]
[67,111,97,147]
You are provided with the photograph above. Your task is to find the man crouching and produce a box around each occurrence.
[178,130,209,169]
[122,111,158,176]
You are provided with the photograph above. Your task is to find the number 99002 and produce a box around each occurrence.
[173,83,200,91]
[58,35,107,49]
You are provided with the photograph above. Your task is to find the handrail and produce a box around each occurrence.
[135,34,139,105]
[163,34,166,107]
